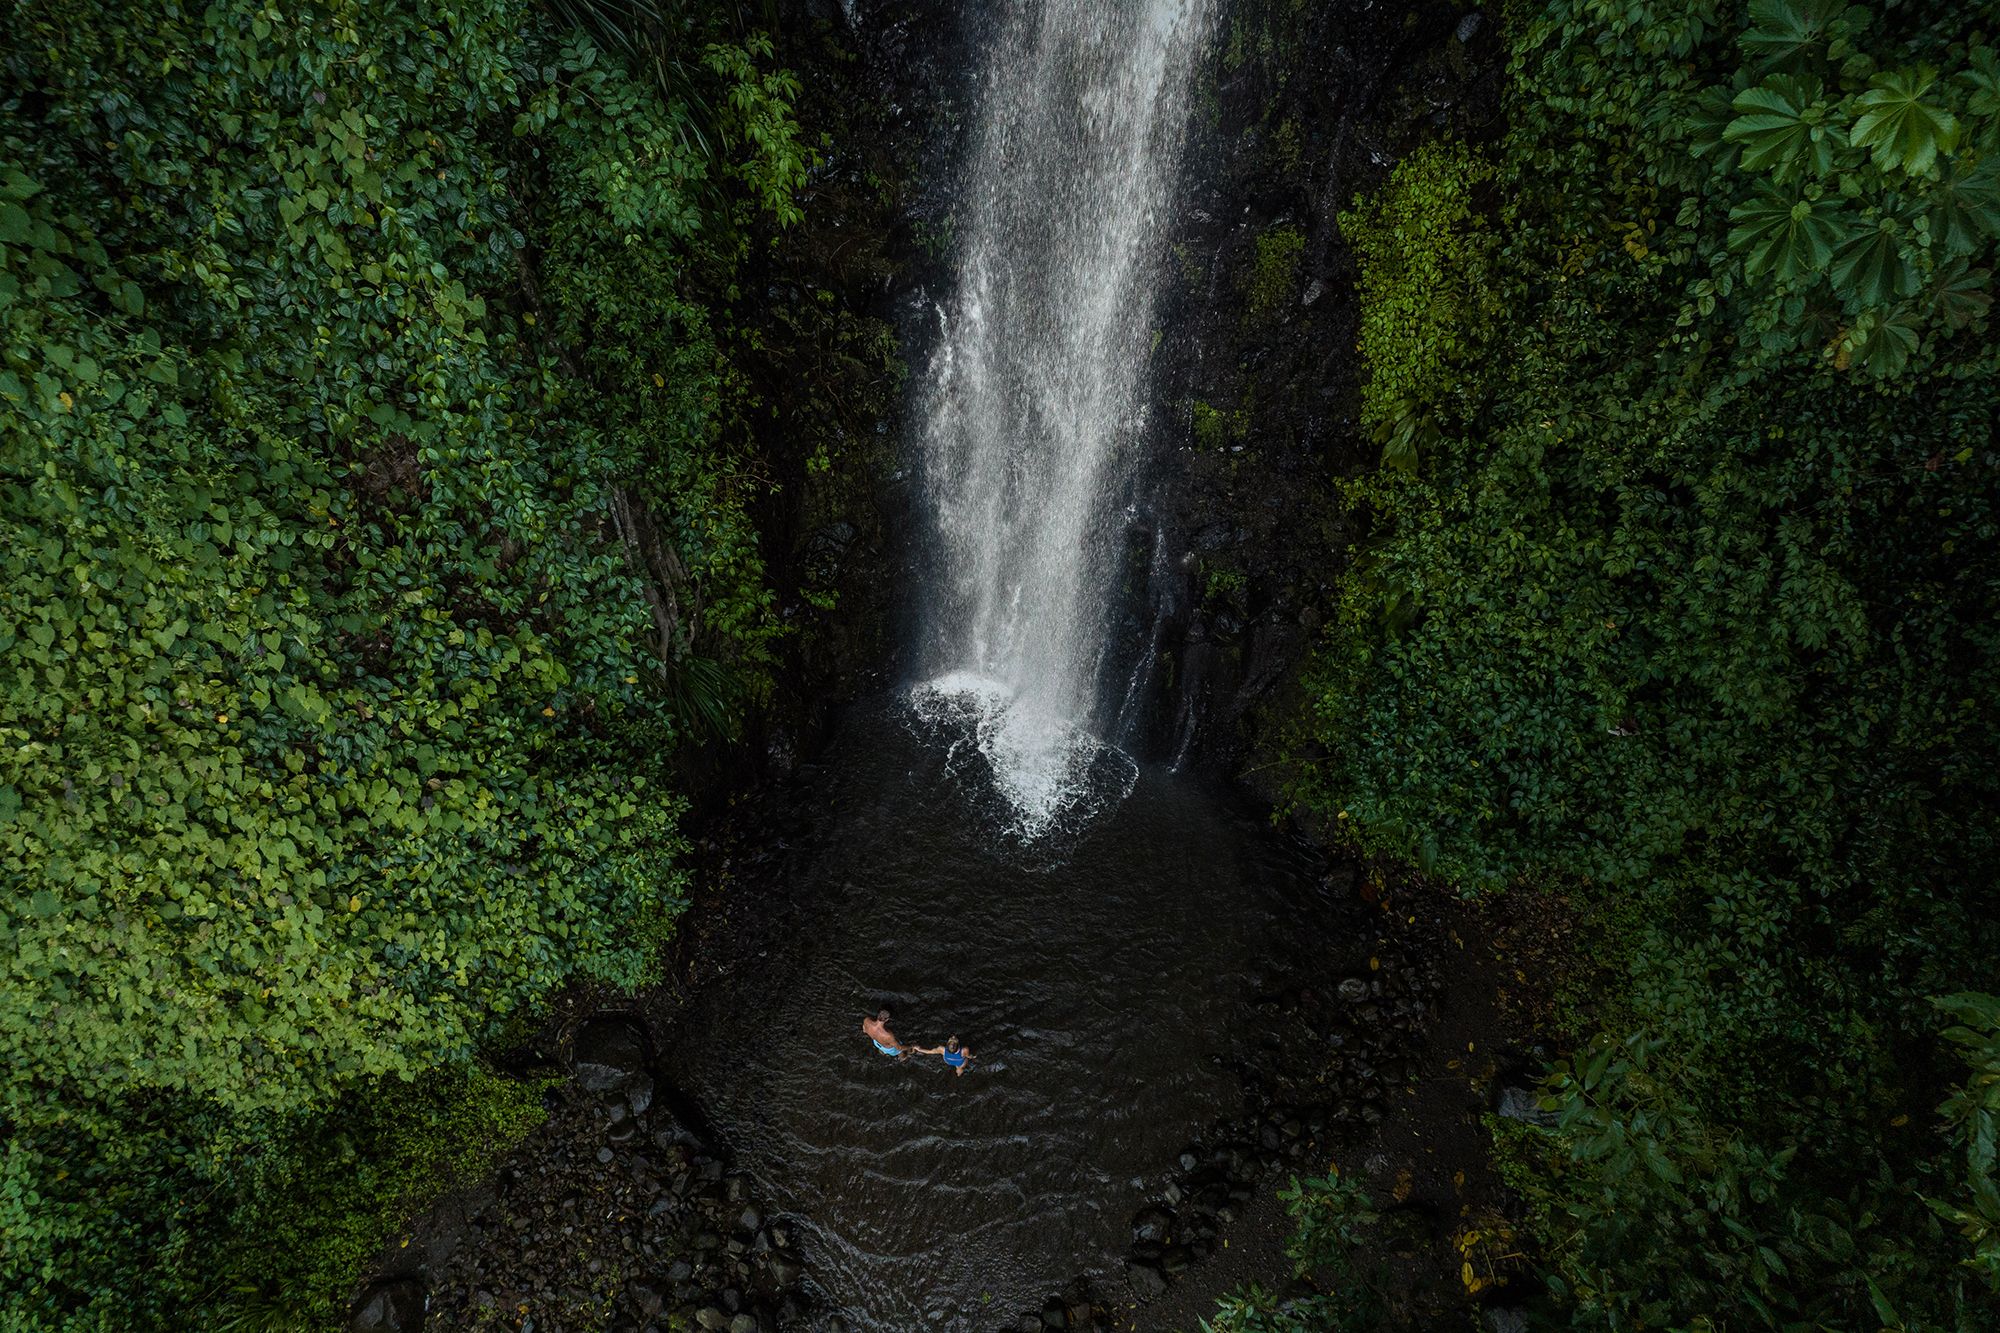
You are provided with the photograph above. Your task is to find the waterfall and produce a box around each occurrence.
[910,0,1213,838]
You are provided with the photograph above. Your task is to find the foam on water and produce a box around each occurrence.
[907,672,1137,844]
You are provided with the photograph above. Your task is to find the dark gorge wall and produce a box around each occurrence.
[1124,0,1505,794]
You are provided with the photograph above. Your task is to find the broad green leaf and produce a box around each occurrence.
[1728,187,1847,282]
[1725,75,1839,180]
[1830,220,1919,308]
[1850,67,1962,176]
[1958,46,2000,144]
[1928,261,1992,331]
[1849,309,1921,376]
[1640,1138,1684,1184]
[1686,85,1744,171]
[1739,0,1868,68]
[1936,993,2000,1027]
[0,199,31,243]
[1933,156,2000,258]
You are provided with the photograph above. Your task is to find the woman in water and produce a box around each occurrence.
[915,1035,975,1076]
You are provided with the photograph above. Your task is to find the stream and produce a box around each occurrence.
[665,701,1339,1331]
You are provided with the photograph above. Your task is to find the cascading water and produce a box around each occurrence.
[911,0,1213,838]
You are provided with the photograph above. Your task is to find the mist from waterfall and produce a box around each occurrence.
[911,0,1213,838]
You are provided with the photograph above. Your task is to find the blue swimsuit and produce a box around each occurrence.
[872,1038,901,1057]
[942,1047,967,1068]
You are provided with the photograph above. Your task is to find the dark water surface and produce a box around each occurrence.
[666,704,1336,1330]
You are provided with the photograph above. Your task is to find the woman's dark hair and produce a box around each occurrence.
[946,1035,960,1050]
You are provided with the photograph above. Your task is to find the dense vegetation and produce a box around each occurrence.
[10,0,1999,1328]
[1304,0,2000,1327]
[0,1,818,1325]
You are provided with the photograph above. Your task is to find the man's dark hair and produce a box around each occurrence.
[877,1008,892,1022]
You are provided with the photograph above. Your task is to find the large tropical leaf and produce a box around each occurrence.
[1728,187,1847,282]
[1958,46,2000,146]
[1830,219,1920,309]
[1933,156,2000,257]
[1850,67,1962,176]
[1725,75,1839,180]
[1687,84,1745,171]
[1928,259,1994,331]
[1738,0,1868,68]
[1845,308,1921,377]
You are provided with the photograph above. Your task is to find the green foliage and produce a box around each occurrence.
[1201,1175,1382,1333]
[1204,564,1249,604]
[3,1063,548,1333]
[1499,1032,1983,1331]
[1338,143,1494,473]
[1851,66,1960,176]
[222,1065,552,1329]
[1929,993,2000,1290]
[1676,4,2000,372]
[1201,1286,1331,1333]
[1306,1,2000,1328]
[1193,398,1250,449]
[1245,224,1306,319]
[1727,185,1845,280]
[1,0,808,1326]
[1278,1172,1380,1288]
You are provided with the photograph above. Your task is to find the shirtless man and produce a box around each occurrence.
[861,1008,909,1060]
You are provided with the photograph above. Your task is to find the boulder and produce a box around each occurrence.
[768,1250,805,1289]
[1497,1086,1560,1127]
[348,1279,425,1333]
[573,1017,648,1092]
[1130,1205,1176,1245]
[627,1281,665,1318]
[1127,1260,1169,1300]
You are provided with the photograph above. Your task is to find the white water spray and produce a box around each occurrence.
[912,0,1212,838]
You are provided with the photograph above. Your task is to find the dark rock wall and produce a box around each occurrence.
[1125,0,1505,797]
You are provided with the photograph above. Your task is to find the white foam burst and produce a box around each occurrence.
[909,673,1138,842]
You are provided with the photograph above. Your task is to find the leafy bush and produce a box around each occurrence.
[1929,993,2000,1291]
[4,1064,549,1332]
[1202,1174,1383,1333]
[224,1065,553,1328]
[1305,1,2000,1327]
[1338,142,1496,469]
[1,0,807,1325]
